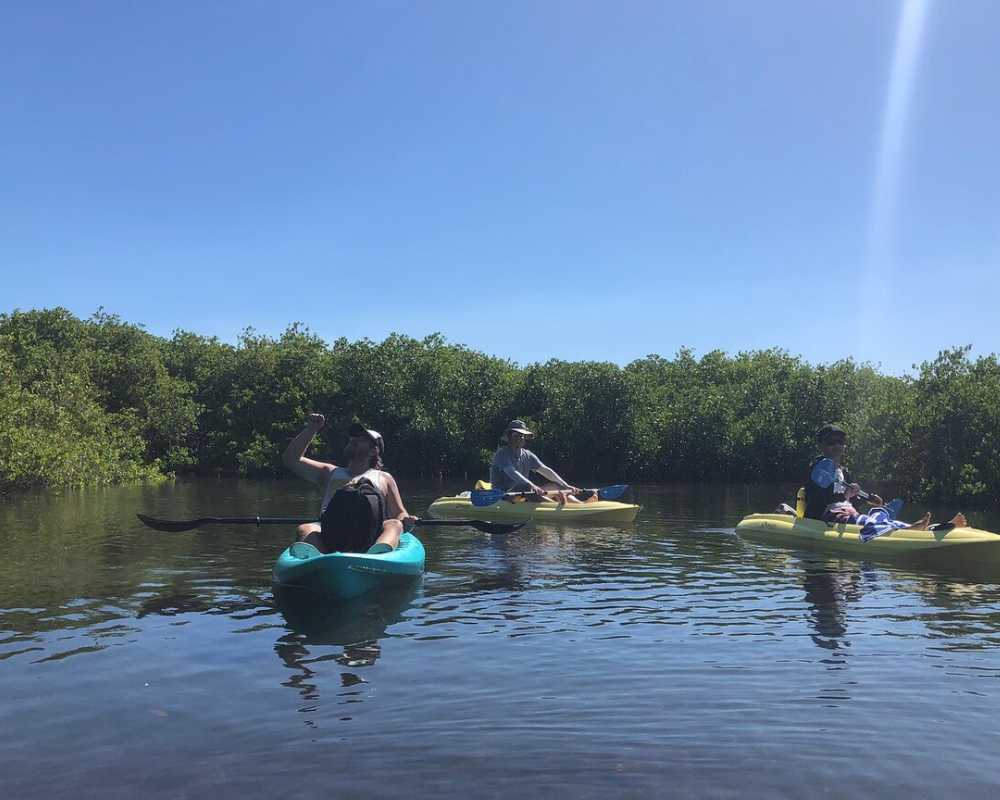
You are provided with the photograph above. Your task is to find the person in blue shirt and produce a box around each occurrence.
[803,424,884,523]
[805,424,966,529]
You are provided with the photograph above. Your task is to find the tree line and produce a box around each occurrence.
[2,307,998,506]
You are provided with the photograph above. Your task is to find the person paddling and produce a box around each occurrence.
[489,420,595,504]
[806,423,966,530]
[283,414,416,554]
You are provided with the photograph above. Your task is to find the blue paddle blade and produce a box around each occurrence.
[470,489,506,507]
[597,484,629,501]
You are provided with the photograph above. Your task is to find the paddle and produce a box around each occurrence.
[470,483,630,507]
[849,485,880,503]
[136,514,524,536]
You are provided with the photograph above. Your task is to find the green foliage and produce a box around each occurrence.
[163,324,339,475]
[331,333,521,477]
[0,313,165,489]
[3,308,999,506]
[892,347,1000,504]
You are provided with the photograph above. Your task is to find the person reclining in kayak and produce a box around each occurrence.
[490,419,595,504]
[806,423,966,530]
[283,414,417,554]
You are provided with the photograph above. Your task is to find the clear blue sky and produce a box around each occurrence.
[3,1,997,374]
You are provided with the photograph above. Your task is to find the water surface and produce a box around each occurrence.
[2,480,1000,798]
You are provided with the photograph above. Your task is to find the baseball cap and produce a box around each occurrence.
[816,423,847,444]
[348,422,385,453]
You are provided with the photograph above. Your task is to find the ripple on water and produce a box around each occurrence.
[4,481,1000,797]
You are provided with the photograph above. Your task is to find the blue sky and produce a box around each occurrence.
[3,1,997,374]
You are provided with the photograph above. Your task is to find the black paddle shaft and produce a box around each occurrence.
[136,513,523,535]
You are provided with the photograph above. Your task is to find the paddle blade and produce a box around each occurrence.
[413,518,524,534]
[136,513,203,533]
[597,484,629,501]
[466,520,526,535]
[470,489,505,507]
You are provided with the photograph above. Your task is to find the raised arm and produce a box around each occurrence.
[282,414,335,485]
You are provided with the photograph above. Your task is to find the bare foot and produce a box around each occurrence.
[949,512,968,528]
[908,512,932,531]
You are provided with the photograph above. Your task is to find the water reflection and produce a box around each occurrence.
[8,479,1000,798]
[272,583,419,707]
[798,557,865,652]
[426,532,529,596]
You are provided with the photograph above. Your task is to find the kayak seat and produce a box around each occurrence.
[289,542,322,559]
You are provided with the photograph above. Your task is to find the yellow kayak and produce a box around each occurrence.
[736,513,1000,557]
[428,494,641,524]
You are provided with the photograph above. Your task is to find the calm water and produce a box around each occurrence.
[3,479,1000,798]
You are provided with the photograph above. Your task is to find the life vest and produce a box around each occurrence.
[804,456,852,520]
[319,477,386,553]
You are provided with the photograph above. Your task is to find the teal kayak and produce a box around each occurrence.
[272,532,425,600]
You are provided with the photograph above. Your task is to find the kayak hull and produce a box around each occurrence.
[428,495,640,524]
[272,532,425,600]
[736,513,1000,557]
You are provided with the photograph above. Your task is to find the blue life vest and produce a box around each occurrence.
[804,456,852,520]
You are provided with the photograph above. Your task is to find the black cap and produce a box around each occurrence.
[816,423,847,444]
[348,423,385,453]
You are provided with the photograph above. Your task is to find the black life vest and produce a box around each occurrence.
[320,477,386,553]
[804,456,852,520]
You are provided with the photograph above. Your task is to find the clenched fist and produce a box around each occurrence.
[306,413,326,431]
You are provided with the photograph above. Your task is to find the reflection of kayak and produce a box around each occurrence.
[737,513,1000,557]
[272,533,425,600]
[428,495,640,524]
[275,582,419,643]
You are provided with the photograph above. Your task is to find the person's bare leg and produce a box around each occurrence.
[949,512,968,528]
[907,512,932,531]
[538,482,582,504]
[373,519,403,549]
[296,523,326,552]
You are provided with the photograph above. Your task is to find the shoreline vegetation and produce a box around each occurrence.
[2,307,998,507]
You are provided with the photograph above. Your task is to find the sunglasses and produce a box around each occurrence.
[824,438,846,446]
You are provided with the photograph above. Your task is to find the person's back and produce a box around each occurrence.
[321,473,387,553]
[321,466,389,512]
[283,416,416,554]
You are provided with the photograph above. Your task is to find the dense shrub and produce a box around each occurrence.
[2,308,997,505]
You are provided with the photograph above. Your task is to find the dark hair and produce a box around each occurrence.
[815,423,847,444]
